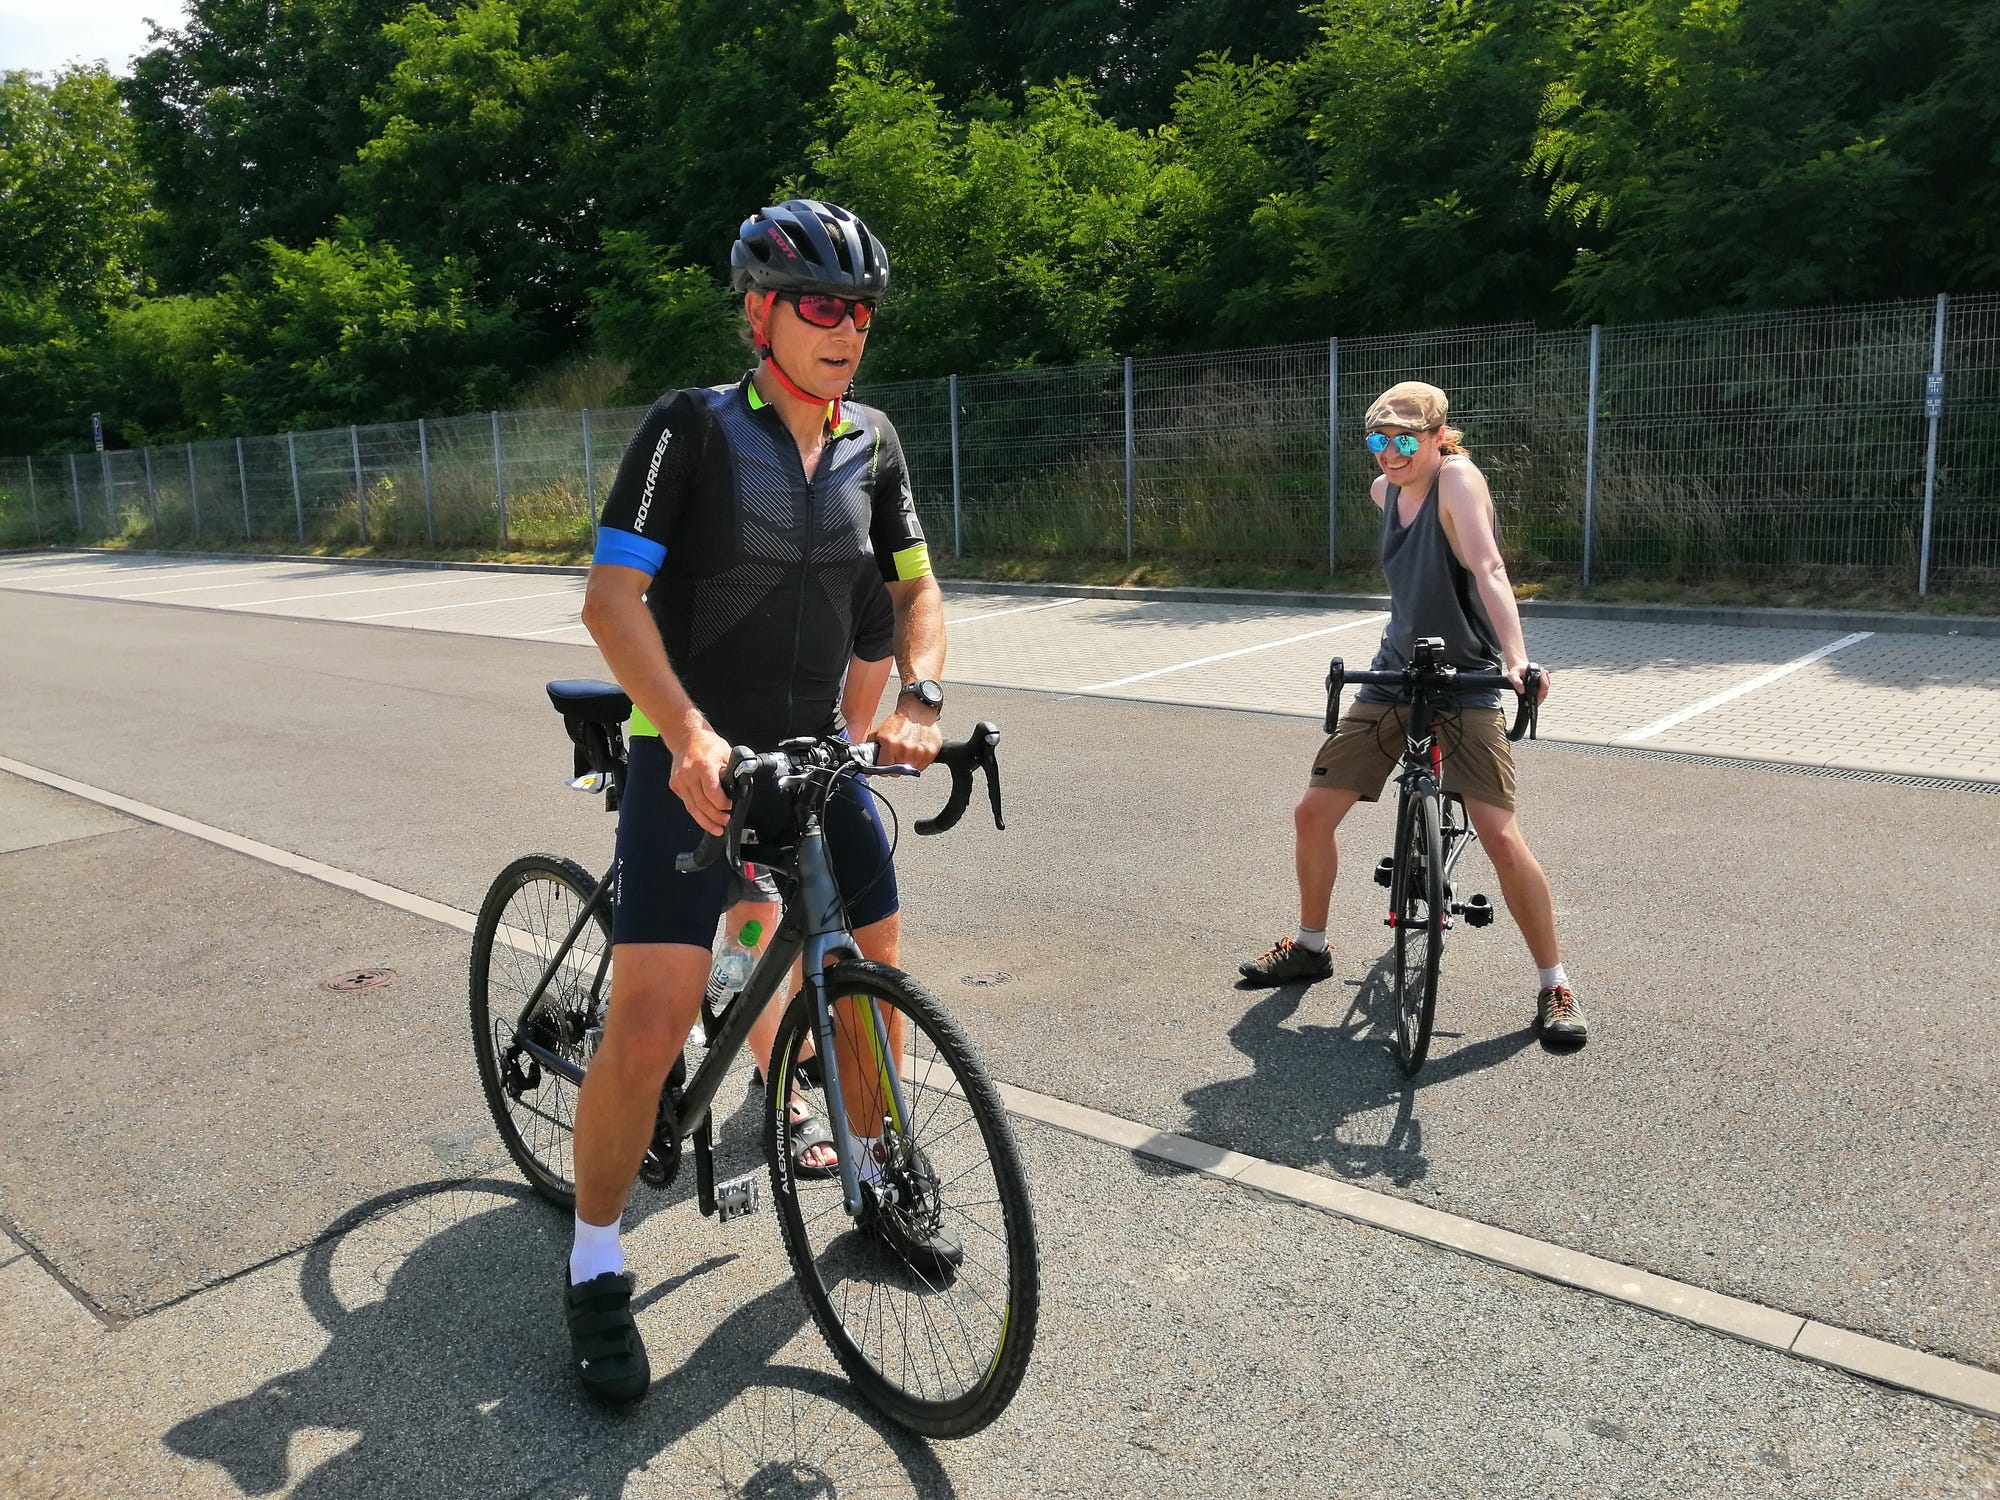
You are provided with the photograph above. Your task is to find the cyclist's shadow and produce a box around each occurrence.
[162,1174,956,1499]
[1180,951,1537,1189]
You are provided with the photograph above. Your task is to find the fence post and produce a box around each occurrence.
[418,418,436,546]
[350,425,368,543]
[287,433,304,541]
[581,409,596,537]
[69,453,83,534]
[1327,337,1340,574]
[186,443,202,536]
[26,456,41,540]
[144,447,158,534]
[1918,292,1948,596]
[236,436,252,539]
[1122,357,1135,562]
[100,449,115,532]
[948,375,963,558]
[492,410,509,549]
[1582,324,1602,588]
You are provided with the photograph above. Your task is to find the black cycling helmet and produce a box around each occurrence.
[729,199,890,299]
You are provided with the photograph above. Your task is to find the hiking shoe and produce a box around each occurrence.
[564,1271,650,1405]
[1237,937,1334,987]
[1536,984,1588,1043]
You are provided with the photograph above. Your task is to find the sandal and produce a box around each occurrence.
[786,1099,840,1180]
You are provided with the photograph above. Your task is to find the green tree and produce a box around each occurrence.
[0,66,156,451]
[813,67,1163,375]
[204,234,520,430]
[1530,0,2000,319]
[123,0,415,290]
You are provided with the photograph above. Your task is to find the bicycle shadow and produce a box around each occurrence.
[162,1175,956,1499]
[1177,951,1538,1190]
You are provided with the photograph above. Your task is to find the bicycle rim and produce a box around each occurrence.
[469,854,610,1206]
[767,960,1038,1438]
[1393,793,1445,1076]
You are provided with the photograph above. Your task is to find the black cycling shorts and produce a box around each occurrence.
[610,735,899,948]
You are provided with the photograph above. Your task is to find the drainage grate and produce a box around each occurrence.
[1529,740,2000,795]
[326,968,397,992]
[961,972,1016,988]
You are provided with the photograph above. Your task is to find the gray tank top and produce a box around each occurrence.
[1357,462,1503,709]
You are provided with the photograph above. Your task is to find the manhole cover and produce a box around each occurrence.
[960,972,1014,988]
[326,968,397,992]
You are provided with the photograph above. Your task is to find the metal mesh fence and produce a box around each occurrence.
[5,294,1999,595]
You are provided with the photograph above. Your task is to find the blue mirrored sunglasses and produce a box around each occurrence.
[1366,432,1423,457]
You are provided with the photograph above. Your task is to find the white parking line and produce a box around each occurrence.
[342,588,580,622]
[37,567,272,594]
[1619,632,1874,743]
[220,577,464,608]
[946,597,1087,626]
[5,747,1996,1419]
[1078,614,1389,692]
[0,558,199,582]
[104,571,355,598]
[513,621,590,638]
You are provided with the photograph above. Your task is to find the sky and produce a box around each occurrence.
[0,0,190,77]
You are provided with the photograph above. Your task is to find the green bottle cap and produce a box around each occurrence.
[737,919,762,947]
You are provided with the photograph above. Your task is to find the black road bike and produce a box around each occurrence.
[1324,639,1542,1077]
[469,679,1038,1437]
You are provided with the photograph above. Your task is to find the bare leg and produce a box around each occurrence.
[1295,787,1363,930]
[1463,799,1560,969]
[571,942,709,1227]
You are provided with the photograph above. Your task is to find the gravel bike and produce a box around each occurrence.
[469,678,1037,1437]
[1324,639,1542,1077]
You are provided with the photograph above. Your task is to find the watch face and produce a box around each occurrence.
[905,679,944,710]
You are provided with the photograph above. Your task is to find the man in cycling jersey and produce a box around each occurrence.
[565,199,948,1405]
[1237,381,1585,1045]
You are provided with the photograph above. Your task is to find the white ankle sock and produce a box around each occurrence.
[1538,963,1569,991]
[570,1213,623,1285]
[1294,927,1328,953]
[854,1135,884,1185]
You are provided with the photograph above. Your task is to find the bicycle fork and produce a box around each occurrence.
[793,820,914,1218]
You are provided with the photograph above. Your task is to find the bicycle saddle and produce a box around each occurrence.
[546,679,632,724]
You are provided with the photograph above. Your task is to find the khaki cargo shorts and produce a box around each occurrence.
[1309,701,1516,813]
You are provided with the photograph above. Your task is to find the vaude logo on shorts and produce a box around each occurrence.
[634,427,672,532]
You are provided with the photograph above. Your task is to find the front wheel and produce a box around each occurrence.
[470,854,611,1207]
[767,961,1039,1438]
[1392,789,1446,1076]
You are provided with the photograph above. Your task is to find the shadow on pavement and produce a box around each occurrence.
[164,1178,955,1499]
[1174,951,1537,1189]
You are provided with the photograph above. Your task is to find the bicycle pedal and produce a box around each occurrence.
[1372,856,1394,889]
[1463,894,1495,928]
[715,1171,762,1223]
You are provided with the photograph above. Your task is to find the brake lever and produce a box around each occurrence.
[915,722,1004,835]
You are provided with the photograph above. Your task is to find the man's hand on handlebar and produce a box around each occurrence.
[668,724,736,835]
[870,705,944,772]
[1506,660,1552,703]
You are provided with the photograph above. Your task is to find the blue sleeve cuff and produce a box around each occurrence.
[592,527,666,574]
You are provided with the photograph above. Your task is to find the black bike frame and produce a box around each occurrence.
[503,783,908,1218]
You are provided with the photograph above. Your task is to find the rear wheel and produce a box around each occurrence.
[767,960,1038,1438]
[470,854,610,1207]
[1392,789,1446,1076]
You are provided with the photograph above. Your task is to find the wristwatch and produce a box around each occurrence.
[898,678,945,714]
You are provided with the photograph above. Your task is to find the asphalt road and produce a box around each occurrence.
[1,586,1996,1496]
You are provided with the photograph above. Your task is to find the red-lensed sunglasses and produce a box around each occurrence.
[781,291,876,331]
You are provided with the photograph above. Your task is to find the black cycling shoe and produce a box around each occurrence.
[862,1187,965,1282]
[564,1271,650,1405]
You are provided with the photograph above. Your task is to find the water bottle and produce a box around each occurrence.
[711,918,763,1002]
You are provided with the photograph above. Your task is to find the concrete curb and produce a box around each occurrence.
[11,545,1998,636]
